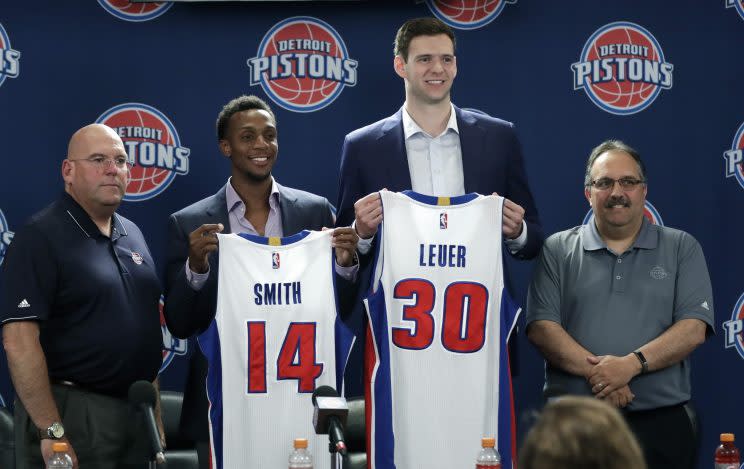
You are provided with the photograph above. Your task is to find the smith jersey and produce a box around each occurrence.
[365,191,520,469]
[200,230,352,469]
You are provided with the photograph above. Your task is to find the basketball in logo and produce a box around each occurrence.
[0,22,20,88]
[247,17,358,112]
[425,0,517,30]
[583,200,663,226]
[572,22,673,115]
[159,295,188,374]
[97,0,172,22]
[0,209,13,266]
[726,0,744,21]
[723,292,744,360]
[96,103,190,202]
[723,121,744,191]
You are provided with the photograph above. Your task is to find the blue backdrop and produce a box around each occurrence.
[0,1,741,467]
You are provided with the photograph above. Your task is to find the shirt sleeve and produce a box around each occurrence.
[504,220,528,253]
[0,224,56,323]
[525,236,562,327]
[185,259,210,291]
[673,233,715,333]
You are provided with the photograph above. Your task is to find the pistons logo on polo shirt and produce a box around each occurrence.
[425,0,517,30]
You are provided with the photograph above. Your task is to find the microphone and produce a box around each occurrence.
[128,380,166,465]
[312,385,349,455]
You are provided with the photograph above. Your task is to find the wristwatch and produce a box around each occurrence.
[633,350,649,374]
[38,422,65,440]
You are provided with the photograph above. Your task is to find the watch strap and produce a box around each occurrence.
[633,350,648,374]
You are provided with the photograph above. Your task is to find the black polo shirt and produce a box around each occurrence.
[0,193,162,398]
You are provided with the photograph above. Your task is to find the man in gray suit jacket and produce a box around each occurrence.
[163,95,358,468]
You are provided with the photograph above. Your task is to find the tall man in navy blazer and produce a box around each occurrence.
[336,17,543,258]
[163,95,358,469]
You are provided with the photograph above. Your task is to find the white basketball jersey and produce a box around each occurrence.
[200,230,351,469]
[365,191,520,469]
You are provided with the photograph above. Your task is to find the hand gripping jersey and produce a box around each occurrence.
[199,230,352,469]
[364,191,520,469]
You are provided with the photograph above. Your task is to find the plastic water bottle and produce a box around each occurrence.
[715,433,740,469]
[476,436,502,468]
[46,442,73,468]
[289,438,313,469]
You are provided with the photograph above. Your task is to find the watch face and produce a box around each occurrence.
[49,422,64,439]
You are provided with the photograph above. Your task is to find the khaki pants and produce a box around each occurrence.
[15,384,150,469]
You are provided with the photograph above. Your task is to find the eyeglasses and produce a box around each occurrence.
[68,156,133,172]
[587,177,645,191]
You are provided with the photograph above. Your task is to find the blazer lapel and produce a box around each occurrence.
[379,110,413,192]
[207,184,232,234]
[456,106,486,194]
[277,183,302,235]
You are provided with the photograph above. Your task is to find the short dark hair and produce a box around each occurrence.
[584,139,647,186]
[393,17,456,62]
[216,95,276,141]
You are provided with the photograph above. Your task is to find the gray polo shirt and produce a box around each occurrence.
[526,217,714,410]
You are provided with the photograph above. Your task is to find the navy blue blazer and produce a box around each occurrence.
[163,181,348,442]
[336,105,543,259]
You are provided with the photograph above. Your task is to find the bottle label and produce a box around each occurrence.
[714,464,739,469]
[476,464,502,469]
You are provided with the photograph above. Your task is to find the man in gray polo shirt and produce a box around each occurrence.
[526,140,714,469]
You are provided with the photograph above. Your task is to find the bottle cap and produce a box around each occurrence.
[721,433,735,442]
[294,438,308,449]
[52,442,69,452]
[481,437,496,448]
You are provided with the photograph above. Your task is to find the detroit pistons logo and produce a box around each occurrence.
[159,296,188,374]
[583,200,663,226]
[723,292,744,361]
[425,0,517,30]
[96,103,190,202]
[723,121,744,191]
[572,22,673,115]
[0,22,20,88]
[0,209,13,266]
[97,0,172,22]
[726,0,744,21]
[247,17,358,113]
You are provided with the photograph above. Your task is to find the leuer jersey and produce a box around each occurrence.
[199,230,352,469]
[365,191,520,469]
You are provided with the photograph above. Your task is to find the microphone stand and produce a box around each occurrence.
[329,441,343,469]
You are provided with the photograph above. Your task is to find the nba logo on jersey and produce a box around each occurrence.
[440,212,448,229]
[723,291,744,361]
[96,103,190,202]
[425,0,517,30]
[96,0,172,22]
[247,17,358,112]
[572,22,673,115]
[159,296,188,373]
[272,252,281,269]
[0,209,14,266]
[583,200,663,226]
[0,22,20,88]
[726,0,744,21]
[723,121,744,191]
